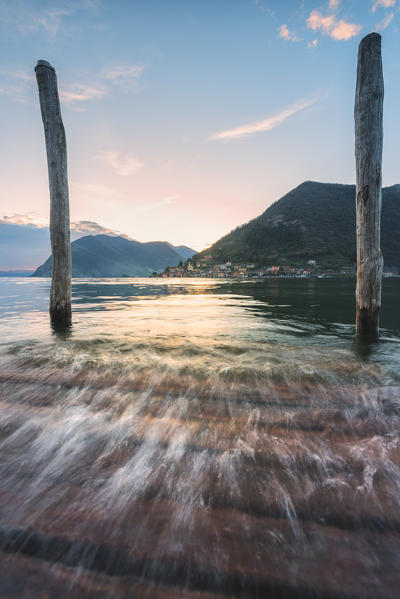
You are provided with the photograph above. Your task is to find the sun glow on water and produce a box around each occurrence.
[0,277,399,598]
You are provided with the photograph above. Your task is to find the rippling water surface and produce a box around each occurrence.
[0,277,399,598]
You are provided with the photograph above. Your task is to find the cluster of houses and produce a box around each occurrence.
[155,260,355,279]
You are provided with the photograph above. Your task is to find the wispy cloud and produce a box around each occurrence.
[372,0,396,12]
[0,212,48,227]
[137,196,177,212]
[0,64,106,107]
[278,24,301,42]
[96,150,144,176]
[329,0,340,9]
[0,67,33,82]
[255,1,274,17]
[0,0,102,38]
[0,66,35,103]
[99,63,147,93]
[376,11,395,29]
[71,182,128,206]
[100,64,144,82]
[70,220,126,239]
[61,63,146,107]
[210,97,318,141]
[308,39,318,49]
[307,10,361,40]
[0,60,146,109]
[0,212,126,240]
[60,84,105,104]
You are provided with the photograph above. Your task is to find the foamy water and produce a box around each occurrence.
[0,277,399,598]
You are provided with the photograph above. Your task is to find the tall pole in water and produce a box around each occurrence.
[355,33,384,340]
[35,60,72,327]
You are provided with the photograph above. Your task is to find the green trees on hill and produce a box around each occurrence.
[195,182,400,270]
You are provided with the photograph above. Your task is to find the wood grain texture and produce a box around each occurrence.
[35,60,72,327]
[354,33,384,339]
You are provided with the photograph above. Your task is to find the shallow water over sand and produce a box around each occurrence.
[0,277,399,598]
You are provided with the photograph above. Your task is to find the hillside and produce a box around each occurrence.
[33,235,195,277]
[194,181,400,269]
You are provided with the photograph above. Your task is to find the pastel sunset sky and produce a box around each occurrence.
[1,0,400,257]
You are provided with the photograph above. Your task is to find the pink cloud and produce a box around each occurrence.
[372,0,396,13]
[307,10,361,40]
[0,213,48,227]
[376,11,395,30]
[330,20,362,40]
[210,97,318,140]
[307,11,335,33]
[278,24,301,42]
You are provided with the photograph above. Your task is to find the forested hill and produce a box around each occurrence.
[194,181,400,269]
[33,235,195,277]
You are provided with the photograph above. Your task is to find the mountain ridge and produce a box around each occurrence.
[33,235,195,277]
[193,181,400,269]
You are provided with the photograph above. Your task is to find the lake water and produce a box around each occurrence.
[0,277,399,598]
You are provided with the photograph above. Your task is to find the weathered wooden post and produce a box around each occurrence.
[354,33,384,340]
[35,60,72,327]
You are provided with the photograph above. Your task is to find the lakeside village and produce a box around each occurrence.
[155,259,353,279]
[154,259,400,279]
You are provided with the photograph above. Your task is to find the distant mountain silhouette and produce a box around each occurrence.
[33,235,195,277]
[0,270,34,277]
[166,244,195,261]
[194,181,400,269]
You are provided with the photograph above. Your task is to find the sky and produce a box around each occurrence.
[1,0,400,268]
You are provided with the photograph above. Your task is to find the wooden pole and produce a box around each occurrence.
[35,60,72,327]
[354,33,384,340]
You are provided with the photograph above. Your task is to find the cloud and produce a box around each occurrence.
[307,10,361,40]
[376,11,395,29]
[329,0,340,9]
[0,64,106,107]
[0,67,33,83]
[0,63,105,108]
[307,11,335,33]
[308,39,318,49]
[278,24,301,42]
[70,220,126,239]
[330,20,362,40]
[0,213,48,227]
[100,64,145,82]
[255,1,274,16]
[96,150,144,176]
[60,84,105,104]
[72,182,127,204]
[0,66,36,103]
[372,0,396,12]
[0,0,102,38]
[137,196,177,213]
[99,63,146,94]
[52,64,145,107]
[0,2,71,37]
[0,213,124,239]
[210,97,318,141]
[0,59,145,109]
[0,214,128,268]
[59,63,146,107]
